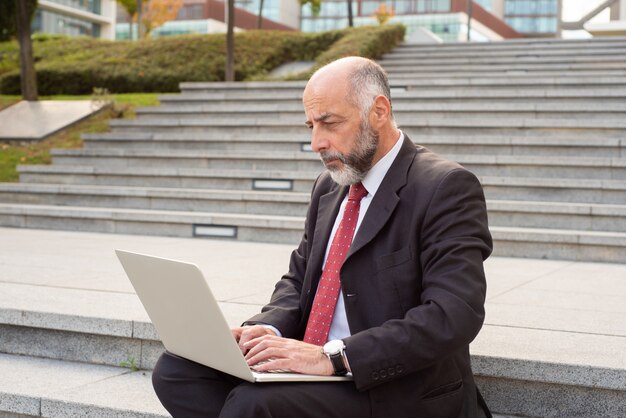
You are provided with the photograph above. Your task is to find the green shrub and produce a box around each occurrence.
[0,26,404,95]
[286,24,406,80]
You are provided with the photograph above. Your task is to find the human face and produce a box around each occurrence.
[319,119,379,185]
[304,80,379,185]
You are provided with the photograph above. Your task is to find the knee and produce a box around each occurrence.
[221,384,277,417]
[151,352,177,402]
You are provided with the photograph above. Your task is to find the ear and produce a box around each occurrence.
[370,95,392,129]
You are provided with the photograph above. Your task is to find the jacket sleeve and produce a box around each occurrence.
[344,168,493,391]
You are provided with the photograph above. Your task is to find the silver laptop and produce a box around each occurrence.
[115,250,352,383]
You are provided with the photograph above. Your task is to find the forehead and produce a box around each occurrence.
[303,73,353,118]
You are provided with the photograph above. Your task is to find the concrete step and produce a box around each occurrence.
[489,226,626,263]
[179,76,626,95]
[1,184,625,234]
[82,132,314,152]
[17,165,626,204]
[134,102,626,120]
[380,54,626,67]
[17,165,319,192]
[140,101,626,112]
[0,226,624,418]
[0,285,624,418]
[486,200,626,233]
[107,117,626,138]
[0,183,311,217]
[390,75,626,87]
[0,203,305,244]
[0,203,625,262]
[48,149,626,181]
[0,353,168,417]
[382,62,626,73]
[50,149,325,172]
[383,46,626,59]
[163,87,626,103]
[81,132,625,158]
[394,36,626,50]
[479,176,626,205]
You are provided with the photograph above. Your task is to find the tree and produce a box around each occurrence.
[299,0,321,16]
[116,0,137,40]
[1,0,37,42]
[373,3,395,25]
[256,0,264,29]
[0,1,18,42]
[141,0,183,36]
[15,0,38,101]
[225,0,235,81]
[346,0,353,27]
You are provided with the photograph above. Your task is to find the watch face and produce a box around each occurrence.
[324,340,344,355]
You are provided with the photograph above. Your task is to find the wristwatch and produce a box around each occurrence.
[323,339,348,376]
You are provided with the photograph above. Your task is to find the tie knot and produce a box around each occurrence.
[348,182,368,202]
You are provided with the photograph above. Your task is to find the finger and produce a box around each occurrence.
[238,327,265,352]
[244,335,280,360]
[231,327,244,342]
[245,343,289,366]
[251,358,291,373]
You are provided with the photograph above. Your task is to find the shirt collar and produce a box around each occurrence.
[361,130,404,198]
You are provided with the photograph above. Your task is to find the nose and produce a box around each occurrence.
[310,126,329,153]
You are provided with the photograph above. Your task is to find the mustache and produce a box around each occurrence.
[320,151,346,164]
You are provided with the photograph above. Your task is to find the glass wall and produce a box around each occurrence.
[235,0,281,22]
[303,10,464,42]
[504,0,557,33]
[301,0,453,31]
[300,0,452,20]
[32,9,101,37]
[45,0,102,15]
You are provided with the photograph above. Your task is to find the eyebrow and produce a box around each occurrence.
[304,112,335,127]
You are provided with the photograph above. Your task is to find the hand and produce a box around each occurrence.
[243,334,333,376]
[231,325,277,354]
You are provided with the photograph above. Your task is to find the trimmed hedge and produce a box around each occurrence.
[0,25,404,95]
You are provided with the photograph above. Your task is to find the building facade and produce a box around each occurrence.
[300,0,522,42]
[33,0,117,39]
[582,0,626,37]
[116,0,297,39]
[476,0,560,37]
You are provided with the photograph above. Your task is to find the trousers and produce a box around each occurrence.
[152,351,372,418]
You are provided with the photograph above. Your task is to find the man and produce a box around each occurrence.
[152,56,493,417]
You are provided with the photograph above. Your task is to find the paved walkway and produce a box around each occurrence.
[0,100,108,141]
[0,226,625,393]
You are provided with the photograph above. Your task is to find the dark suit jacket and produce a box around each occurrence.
[247,135,493,418]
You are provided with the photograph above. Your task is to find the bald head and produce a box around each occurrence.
[302,57,400,185]
[305,57,395,123]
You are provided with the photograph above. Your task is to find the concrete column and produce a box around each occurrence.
[100,0,117,40]
[491,0,504,19]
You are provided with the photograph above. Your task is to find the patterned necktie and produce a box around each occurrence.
[303,182,368,345]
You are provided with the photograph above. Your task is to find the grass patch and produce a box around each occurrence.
[0,93,160,182]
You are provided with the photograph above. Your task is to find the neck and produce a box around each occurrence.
[371,126,401,166]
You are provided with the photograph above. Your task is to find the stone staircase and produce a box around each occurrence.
[1,36,626,417]
[2,38,626,262]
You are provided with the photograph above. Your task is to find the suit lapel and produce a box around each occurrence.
[347,136,417,258]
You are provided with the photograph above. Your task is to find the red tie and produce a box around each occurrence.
[303,182,368,345]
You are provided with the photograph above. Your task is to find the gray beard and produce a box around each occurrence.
[319,121,379,186]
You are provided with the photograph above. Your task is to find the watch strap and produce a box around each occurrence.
[328,351,348,376]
